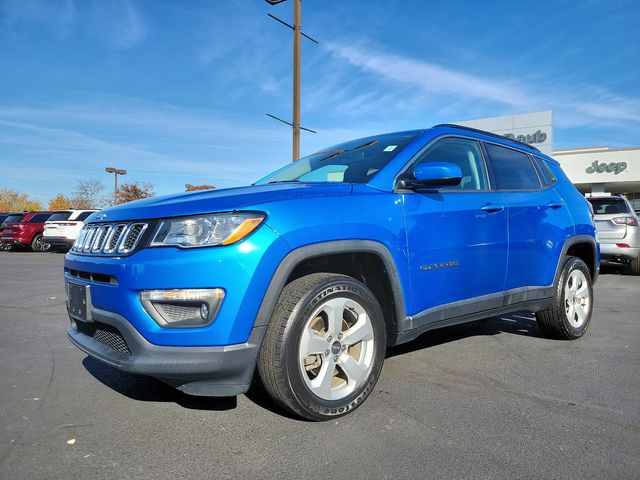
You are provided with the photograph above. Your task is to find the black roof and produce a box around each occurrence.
[432,123,541,153]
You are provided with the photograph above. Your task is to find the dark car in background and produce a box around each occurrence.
[0,213,14,250]
[0,211,54,251]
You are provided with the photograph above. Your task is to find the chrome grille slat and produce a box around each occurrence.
[82,226,99,252]
[92,225,111,253]
[71,222,148,256]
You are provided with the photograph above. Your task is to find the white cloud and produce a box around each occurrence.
[323,42,640,132]
[0,0,146,49]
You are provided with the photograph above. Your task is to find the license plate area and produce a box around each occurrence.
[68,282,88,322]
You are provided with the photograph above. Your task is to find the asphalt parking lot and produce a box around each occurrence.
[0,252,638,480]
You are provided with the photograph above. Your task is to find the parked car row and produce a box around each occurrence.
[0,209,97,252]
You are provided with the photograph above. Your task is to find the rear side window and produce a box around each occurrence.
[47,212,72,221]
[485,143,541,191]
[28,213,52,223]
[587,197,630,214]
[76,211,94,221]
[409,137,489,190]
[3,214,24,224]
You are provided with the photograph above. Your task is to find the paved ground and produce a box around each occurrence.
[0,252,638,480]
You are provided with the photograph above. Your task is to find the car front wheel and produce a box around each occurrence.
[258,273,386,421]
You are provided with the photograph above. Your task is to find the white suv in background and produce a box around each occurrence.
[44,210,98,250]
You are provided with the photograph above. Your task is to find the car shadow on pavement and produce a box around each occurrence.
[81,313,544,416]
[82,357,238,411]
[386,313,545,358]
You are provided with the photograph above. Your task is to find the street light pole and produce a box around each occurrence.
[105,167,127,205]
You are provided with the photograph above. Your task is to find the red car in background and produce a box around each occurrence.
[0,211,55,251]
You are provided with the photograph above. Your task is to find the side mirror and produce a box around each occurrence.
[399,162,463,189]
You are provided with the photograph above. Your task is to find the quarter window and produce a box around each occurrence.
[409,138,489,191]
[532,156,557,187]
[76,211,94,221]
[28,213,52,223]
[485,143,541,190]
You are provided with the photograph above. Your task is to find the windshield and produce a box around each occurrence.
[3,214,24,224]
[587,197,630,215]
[256,132,419,185]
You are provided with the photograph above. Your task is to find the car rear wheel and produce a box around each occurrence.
[31,234,50,252]
[258,273,386,421]
[536,256,593,339]
[629,255,640,275]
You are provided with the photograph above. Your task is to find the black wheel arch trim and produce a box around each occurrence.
[253,240,407,332]
[554,235,599,286]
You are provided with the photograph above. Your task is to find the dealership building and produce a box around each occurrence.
[456,111,640,210]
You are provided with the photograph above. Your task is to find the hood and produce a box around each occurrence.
[86,183,353,222]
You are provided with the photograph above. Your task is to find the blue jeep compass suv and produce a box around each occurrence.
[65,124,599,420]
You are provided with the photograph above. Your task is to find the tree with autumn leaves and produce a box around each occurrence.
[116,181,155,204]
[1,179,156,213]
[0,189,44,212]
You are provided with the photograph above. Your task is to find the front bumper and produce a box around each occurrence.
[64,223,289,394]
[68,306,264,396]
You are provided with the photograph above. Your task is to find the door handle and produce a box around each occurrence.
[547,201,563,209]
[481,203,504,213]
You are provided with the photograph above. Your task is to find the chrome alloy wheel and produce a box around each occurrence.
[298,297,375,401]
[35,236,50,252]
[564,269,590,328]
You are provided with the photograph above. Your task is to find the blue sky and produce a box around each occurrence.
[1,0,639,204]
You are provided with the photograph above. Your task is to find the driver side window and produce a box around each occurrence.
[410,137,489,191]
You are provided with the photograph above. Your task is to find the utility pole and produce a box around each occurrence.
[105,167,127,205]
[292,0,301,161]
[265,0,318,161]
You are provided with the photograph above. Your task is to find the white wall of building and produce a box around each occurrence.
[553,147,640,195]
[455,111,553,154]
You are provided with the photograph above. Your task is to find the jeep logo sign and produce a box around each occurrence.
[504,130,547,145]
[585,160,627,175]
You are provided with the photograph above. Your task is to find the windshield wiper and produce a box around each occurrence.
[318,140,379,163]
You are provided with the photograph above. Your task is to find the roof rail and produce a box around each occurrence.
[432,123,541,153]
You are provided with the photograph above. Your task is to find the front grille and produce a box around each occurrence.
[71,222,148,256]
[75,320,131,355]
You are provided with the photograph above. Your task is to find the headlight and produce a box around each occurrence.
[150,212,265,248]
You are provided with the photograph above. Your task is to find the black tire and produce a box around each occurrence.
[629,256,640,275]
[31,234,50,252]
[258,273,386,421]
[0,243,11,252]
[536,256,593,339]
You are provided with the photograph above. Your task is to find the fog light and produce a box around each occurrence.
[139,288,224,328]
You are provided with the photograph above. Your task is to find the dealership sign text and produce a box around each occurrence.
[504,130,548,145]
[585,160,627,175]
